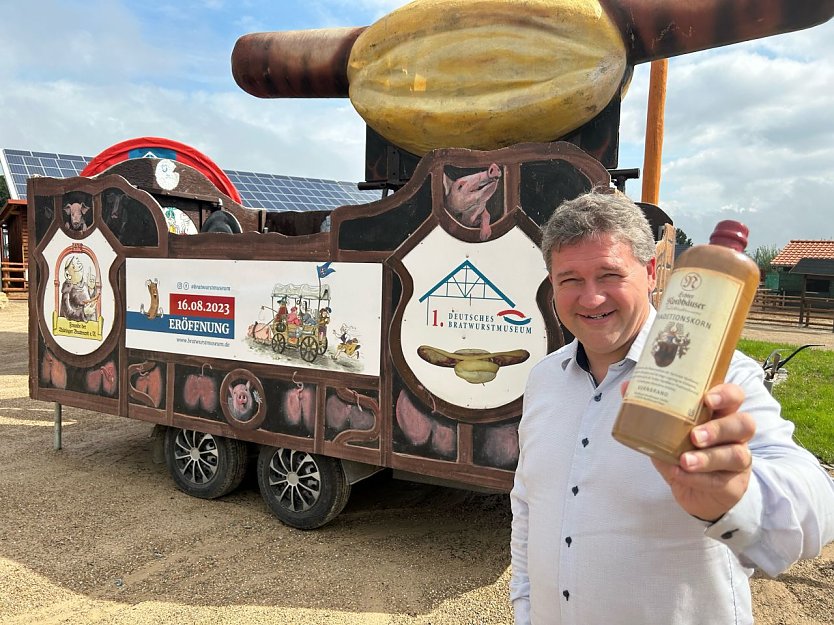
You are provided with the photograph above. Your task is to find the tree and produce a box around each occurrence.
[675,227,693,247]
[752,244,781,275]
[0,175,9,205]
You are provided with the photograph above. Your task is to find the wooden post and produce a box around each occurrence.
[801,274,808,326]
[642,59,674,299]
[641,60,669,206]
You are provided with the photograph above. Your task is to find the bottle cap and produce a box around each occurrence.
[709,220,749,252]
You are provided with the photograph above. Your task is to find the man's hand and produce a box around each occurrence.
[651,383,756,522]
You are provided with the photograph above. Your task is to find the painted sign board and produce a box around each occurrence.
[41,228,118,356]
[126,259,383,376]
[400,227,548,409]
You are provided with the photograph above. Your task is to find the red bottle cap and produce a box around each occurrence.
[709,220,749,252]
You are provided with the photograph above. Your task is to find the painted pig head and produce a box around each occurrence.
[442,164,501,241]
[63,202,91,232]
[227,381,256,422]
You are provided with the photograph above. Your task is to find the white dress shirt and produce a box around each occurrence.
[510,307,834,625]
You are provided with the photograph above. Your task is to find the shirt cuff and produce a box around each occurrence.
[513,597,531,625]
[704,473,764,552]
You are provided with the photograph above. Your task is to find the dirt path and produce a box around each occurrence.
[1,300,831,624]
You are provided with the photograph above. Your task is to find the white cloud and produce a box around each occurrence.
[2,0,833,255]
[619,20,834,251]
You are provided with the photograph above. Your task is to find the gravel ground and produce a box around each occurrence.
[1,300,832,624]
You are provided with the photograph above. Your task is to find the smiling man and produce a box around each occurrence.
[509,189,834,625]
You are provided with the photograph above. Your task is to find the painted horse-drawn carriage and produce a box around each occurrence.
[257,283,331,362]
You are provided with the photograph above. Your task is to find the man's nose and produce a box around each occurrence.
[577,283,606,308]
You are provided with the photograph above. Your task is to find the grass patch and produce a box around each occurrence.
[737,339,834,464]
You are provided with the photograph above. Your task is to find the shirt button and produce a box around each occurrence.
[563,590,570,601]
[565,536,572,547]
[572,485,579,496]
[593,393,602,402]
[582,438,589,447]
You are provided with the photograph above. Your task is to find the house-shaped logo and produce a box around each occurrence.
[419,260,531,328]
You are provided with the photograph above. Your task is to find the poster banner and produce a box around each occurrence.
[126,259,383,376]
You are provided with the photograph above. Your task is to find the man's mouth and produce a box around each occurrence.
[580,311,613,320]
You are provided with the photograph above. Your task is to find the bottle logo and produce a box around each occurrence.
[651,322,691,367]
[680,272,702,291]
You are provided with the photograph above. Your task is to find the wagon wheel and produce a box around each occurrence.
[164,427,248,499]
[272,333,286,353]
[256,446,350,530]
[317,336,328,355]
[300,335,318,362]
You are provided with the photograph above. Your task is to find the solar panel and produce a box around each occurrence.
[1,148,381,212]
[0,149,90,200]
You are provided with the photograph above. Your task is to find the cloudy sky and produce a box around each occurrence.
[1,0,832,251]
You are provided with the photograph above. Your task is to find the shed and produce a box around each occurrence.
[0,199,28,299]
[770,240,834,296]
[789,258,834,304]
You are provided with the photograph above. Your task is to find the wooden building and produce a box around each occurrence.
[771,240,834,296]
[0,199,28,299]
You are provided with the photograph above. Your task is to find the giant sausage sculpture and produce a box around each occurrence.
[232,0,834,155]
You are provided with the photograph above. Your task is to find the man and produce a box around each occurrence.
[510,190,834,624]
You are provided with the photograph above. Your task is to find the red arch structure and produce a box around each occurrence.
[80,137,242,204]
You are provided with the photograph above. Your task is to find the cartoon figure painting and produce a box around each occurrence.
[333,323,361,360]
[442,163,503,240]
[59,255,99,322]
[139,279,163,319]
[53,248,104,341]
[247,281,334,364]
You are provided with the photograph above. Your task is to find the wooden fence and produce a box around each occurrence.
[748,288,834,332]
[0,261,27,299]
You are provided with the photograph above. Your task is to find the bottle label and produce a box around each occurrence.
[624,267,743,423]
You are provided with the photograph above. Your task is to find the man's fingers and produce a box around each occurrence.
[703,383,745,416]
[691,412,756,448]
[680,443,752,473]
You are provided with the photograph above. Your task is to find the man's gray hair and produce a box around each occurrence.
[540,190,656,273]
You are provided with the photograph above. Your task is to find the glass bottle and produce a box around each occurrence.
[612,220,760,464]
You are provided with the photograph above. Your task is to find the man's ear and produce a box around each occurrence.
[646,257,658,292]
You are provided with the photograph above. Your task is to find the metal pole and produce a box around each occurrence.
[54,402,62,450]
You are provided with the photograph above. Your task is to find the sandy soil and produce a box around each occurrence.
[0,299,831,624]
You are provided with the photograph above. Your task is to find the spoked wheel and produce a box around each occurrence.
[164,427,248,499]
[272,333,286,353]
[299,336,318,363]
[256,446,350,529]
[317,336,328,355]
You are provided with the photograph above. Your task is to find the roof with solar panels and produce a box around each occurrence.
[0,146,379,212]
